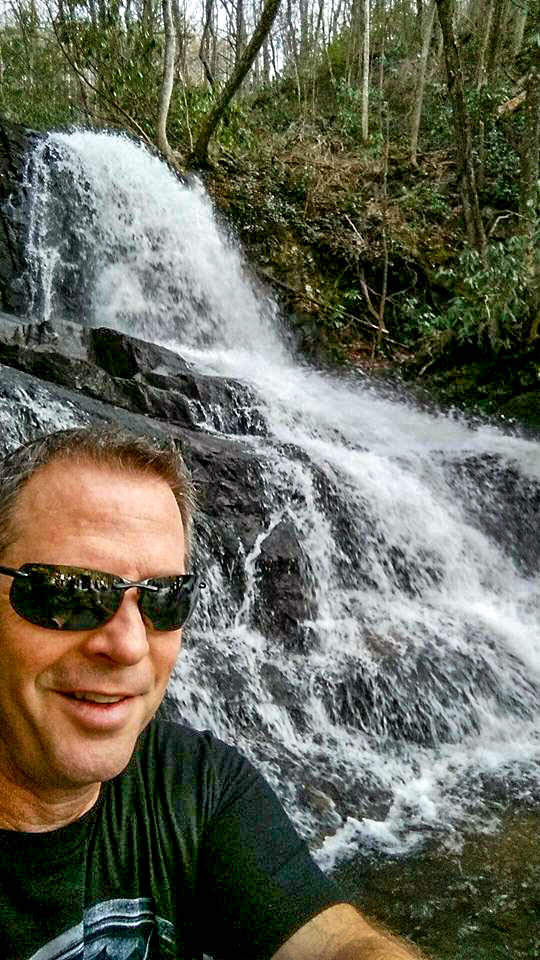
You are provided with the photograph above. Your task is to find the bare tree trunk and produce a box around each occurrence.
[377,2,385,132]
[474,0,494,191]
[262,33,271,81]
[141,0,153,31]
[314,0,325,44]
[87,0,98,27]
[286,0,302,98]
[379,16,388,138]
[269,30,279,77]
[124,0,133,30]
[410,0,436,164]
[11,0,35,77]
[156,0,176,158]
[330,0,344,42]
[361,0,370,142]
[434,12,444,63]
[511,5,527,61]
[346,0,358,85]
[475,0,493,88]
[519,68,540,230]
[298,0,310,67]
[199,0,216,86]
[436,0,487,256]
[486,0,508,82]
[172,0,185,69]
[371,109,390,365]
[400,0,414,46]
[251,0,262,90]
[190,0,282,166]
[235,0,247,65]
[520,66,540,341]
[210,1,219,79]
[416,0,424,42]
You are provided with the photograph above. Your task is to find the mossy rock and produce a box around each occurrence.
[500,391,540,428]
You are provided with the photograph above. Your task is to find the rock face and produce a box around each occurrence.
[0,119,35,315]
[0,315,267,437]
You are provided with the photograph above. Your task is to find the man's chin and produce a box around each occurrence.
[50,728,143,791]
[45,693,152,786]
[52,752,135,793]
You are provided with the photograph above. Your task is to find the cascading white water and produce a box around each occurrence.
[22,130,540,866]
[23,131,284,360]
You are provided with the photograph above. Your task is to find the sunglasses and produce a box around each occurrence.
[0,562,203,632]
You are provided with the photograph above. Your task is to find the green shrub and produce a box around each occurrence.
[400,235,535,353]
[481,122,521,208]
[334,81,364,141]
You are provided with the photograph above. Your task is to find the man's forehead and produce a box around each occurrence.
[13,457,182,531]
[23,455,169,494]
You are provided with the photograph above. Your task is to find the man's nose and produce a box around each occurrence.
[82,588,150,665]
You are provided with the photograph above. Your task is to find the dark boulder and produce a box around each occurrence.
[0,119,35,316]
[88,327,192,379]
[446,453,540,577]
[254,519,317,650]
[0,311,89,358]
[0,314,268,437]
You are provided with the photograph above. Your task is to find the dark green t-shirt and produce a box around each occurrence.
[0,720,341,960]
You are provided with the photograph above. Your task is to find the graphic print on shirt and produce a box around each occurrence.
[28,898,176,960]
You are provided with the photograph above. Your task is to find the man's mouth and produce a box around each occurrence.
[55,689,140,731]
[71,692,126,704]
[61,691,131,704]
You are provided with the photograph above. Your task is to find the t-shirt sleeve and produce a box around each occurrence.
[196,738,344,960]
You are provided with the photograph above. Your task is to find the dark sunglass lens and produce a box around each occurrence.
[139,575,200,631]
[12,565,122,631]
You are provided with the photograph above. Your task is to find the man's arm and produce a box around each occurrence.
[272,904,427,960]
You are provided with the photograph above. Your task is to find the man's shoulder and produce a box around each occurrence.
[129,718,256,797]
[105,718,261,839]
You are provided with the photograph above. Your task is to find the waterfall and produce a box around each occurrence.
[17,129,540,866]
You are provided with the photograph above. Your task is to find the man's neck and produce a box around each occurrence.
[0,767,101,833]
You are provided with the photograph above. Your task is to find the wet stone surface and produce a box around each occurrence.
[333,810,540,960]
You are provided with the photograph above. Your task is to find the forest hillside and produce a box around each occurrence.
[0,0,538,422]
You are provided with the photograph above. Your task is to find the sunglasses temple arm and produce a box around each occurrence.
[0,565,29,579]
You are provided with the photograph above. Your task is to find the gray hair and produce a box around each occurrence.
[0,426,196,562]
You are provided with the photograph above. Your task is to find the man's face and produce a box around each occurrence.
[0,458,186,796]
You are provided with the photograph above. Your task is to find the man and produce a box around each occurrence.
[0,426,425,960]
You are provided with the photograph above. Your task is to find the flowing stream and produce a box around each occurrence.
[18,130,540,869]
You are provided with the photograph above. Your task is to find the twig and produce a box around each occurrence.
[344,212,366,246]
[371,109,390,370]
[258,269,407,348]
[497,89,527,117]
[359,272,381,322]
[487,212,517,237]
[179,70,194,153]
[419,356,437,376]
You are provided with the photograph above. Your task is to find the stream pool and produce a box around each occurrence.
[334,809,539,959]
